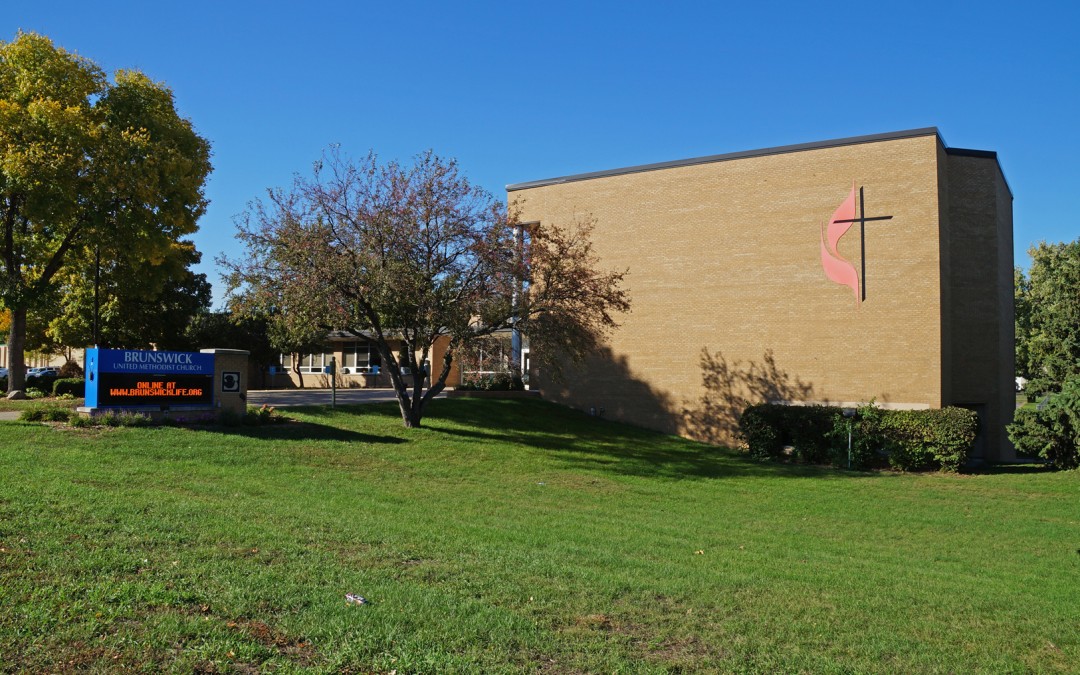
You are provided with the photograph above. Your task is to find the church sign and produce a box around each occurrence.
[84,348,214,408]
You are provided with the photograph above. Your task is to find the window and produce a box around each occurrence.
[299,351,325,373]
[460,337,513,377]
[341,341,381,373]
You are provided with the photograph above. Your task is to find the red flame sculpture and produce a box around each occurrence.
[820,182,860,304]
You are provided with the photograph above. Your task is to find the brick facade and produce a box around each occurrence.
[510,128,1015,461]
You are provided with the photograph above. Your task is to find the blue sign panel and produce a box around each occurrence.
[85,348,215,409]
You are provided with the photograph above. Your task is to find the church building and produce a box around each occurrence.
[508,128,1015,461]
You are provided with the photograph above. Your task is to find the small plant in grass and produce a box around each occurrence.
[24,387,47,399]
[68,414,94,428]
[98,410,153,427]
[19,402,74,422]
[245,404,286,425]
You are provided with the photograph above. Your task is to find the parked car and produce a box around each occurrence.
[27,367,60,378]
[0,367,8,378]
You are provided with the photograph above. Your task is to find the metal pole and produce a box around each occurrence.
[510,224,522,377]
[331,356,337,408]
[848,420,853,469]
[93,244,100,347]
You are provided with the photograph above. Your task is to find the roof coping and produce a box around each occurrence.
[506,127,949,191]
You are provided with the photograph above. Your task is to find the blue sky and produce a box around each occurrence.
[7,1,1078,304]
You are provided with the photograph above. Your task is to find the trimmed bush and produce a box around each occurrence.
[52,378,85,398]
[740,404,836,463]
[739,404,786,460]
[739,403,978,472]
[876,407,978,472]
[1008,376,1080,470]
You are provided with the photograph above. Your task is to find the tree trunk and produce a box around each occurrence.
[401,405,422,428]
[292,353,304,388]
[7,307,26,393]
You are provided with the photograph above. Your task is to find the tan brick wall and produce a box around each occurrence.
[513,134,951,443]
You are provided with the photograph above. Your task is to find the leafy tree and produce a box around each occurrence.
[264,315,326,390]
[0,32,210,392]
[1016,239,1080,395]
[223,149,629,427]
[183,311,281,388]
[1014,266,1032,380]
[46,241,211,350]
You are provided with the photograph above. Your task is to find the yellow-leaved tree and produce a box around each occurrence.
[0,32,211,392]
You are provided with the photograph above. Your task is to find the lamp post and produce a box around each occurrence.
[330,355,337,408]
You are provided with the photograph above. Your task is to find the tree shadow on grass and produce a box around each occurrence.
[193,413,405,445]
[422,398,875,482]
[966,462,1051,476]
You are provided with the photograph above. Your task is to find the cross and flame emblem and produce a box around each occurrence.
[819,182,892,304]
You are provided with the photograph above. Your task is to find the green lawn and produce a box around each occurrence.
[1,399,1077,673]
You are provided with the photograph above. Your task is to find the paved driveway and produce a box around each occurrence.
[246,388,440,408]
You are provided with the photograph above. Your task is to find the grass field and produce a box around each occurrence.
[1,399,1077,673]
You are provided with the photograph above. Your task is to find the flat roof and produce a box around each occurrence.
[506,127,1003,192]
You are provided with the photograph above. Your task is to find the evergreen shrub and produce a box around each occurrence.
[1008,376,1080,470]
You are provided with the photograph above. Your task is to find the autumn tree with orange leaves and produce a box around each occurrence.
[223,149,629,428]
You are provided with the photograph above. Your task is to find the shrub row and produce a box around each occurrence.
[0,376,84,398]
[20,404,288,428]
[739,403,979,472]
[457,372,525,392]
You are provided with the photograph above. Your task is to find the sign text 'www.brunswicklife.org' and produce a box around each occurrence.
[84,348,214,408]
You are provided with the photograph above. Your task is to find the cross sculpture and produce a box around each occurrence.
[833,186,892,301]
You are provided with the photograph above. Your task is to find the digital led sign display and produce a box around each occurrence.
[85,348,214,409]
